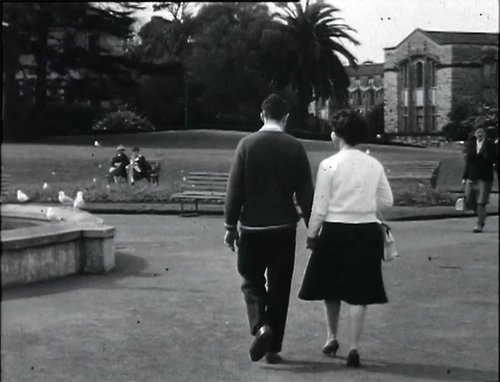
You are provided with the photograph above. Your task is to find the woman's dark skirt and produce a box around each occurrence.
[298,222,388,305]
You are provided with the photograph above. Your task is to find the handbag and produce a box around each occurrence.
[377,212,399,262]
[455,197,465,211]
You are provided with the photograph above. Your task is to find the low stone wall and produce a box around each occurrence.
[1,205,115,287]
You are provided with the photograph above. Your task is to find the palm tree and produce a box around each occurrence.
[273,1,359,119]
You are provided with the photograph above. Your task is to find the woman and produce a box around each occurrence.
[298,109,393,368]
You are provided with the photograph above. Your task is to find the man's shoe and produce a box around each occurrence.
[473,226,483,233]
[249,325,273,362]
[264,352,282,364]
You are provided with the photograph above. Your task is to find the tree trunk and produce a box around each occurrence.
[34,26,48,111]
[2,26,20,138]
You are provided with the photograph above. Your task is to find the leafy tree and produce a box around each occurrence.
[273,1,359,121]
[185,2,277,123]
[2,2,143,135]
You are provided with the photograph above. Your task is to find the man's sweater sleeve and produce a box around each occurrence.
[295,144,314,227]
[224,142,245,230]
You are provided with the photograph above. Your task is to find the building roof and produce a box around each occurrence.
[423,30,499,45]
[345,63,384,77]
[385,28,498,50]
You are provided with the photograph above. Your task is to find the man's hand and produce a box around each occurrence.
[306,237,318,250]
[224,230,240,252]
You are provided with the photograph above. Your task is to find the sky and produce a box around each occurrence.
[135,0,499,63]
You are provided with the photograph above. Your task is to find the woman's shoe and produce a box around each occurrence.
[346,349,360,368]
[473,225,484,233]
[322,339,339,356]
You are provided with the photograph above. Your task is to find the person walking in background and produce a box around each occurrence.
[224,94,314,364]
[298,109,393,368]
[108,144,129,183]
[462,125,496,233]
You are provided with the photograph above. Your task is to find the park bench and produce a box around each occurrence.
[384,160,441,188]
[1,173,12,202]
[170,172,228,216]
[143,157,161,186]
[109,157,162,186]
[171,160,441,215]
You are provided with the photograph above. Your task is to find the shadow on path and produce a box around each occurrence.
[1,251,153,301]
[264,357,498,381]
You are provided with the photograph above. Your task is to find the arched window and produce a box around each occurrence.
[415,61,424,88]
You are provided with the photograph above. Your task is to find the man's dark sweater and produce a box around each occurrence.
[224,128,314,230]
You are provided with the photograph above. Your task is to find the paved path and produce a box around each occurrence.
[1,215,498,382]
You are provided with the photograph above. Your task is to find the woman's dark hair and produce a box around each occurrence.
[261,93,290,120]
[330,109,369,146]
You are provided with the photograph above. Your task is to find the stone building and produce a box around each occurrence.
[384,28,498,134]
[346,62,384,115]
[308,62,384,120]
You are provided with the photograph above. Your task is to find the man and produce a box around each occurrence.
[108,145,129,183]
[462,125,496,232]
[224,94,314,364]
[128,147,152,185]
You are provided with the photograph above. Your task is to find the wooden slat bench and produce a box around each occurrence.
[384,160,441,188]
[170,172,229,216]
[1,173,12,202]
[119,157,161,186]
[171,160,441,216]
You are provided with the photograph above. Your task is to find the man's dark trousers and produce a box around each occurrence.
[237,226,296,353]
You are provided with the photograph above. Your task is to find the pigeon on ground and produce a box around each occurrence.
[58,191,74,205]
[51,171,56,175]
[92,178,97,183]
[73,191,85,209]
[17,190,29,203]
[46,207,62,221]
[43,182,49,190]
[94,140,100,147]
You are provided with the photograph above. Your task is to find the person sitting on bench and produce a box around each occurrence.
[128,147,152,184]
[108,145,129,183]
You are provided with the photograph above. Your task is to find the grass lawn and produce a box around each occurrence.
[1,129,474,205]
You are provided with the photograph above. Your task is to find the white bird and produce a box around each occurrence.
[376,134,382,140]
[58,191,74,205]
[365,149,371,155]
[51,171,56,176]
[43,182,49,190]
[73,191,85,209]
[94,140,100,147]
[17,190,29,203]
[46,207,62,221]
[98,164,102,168]
[92,178,97,183]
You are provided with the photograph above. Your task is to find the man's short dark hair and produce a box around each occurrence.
[261,94,290,121]
[330,109,368,146]
[132,147,140,152]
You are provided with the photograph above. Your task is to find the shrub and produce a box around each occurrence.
[92,105,156,132]
[442,121,473,141]
[394,184,457,206]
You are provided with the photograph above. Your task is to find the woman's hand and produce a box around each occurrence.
[306,237,318,250]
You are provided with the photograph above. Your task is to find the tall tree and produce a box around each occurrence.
[2,2,143,112]
[273,1,359,119]
[185,2,277,123]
